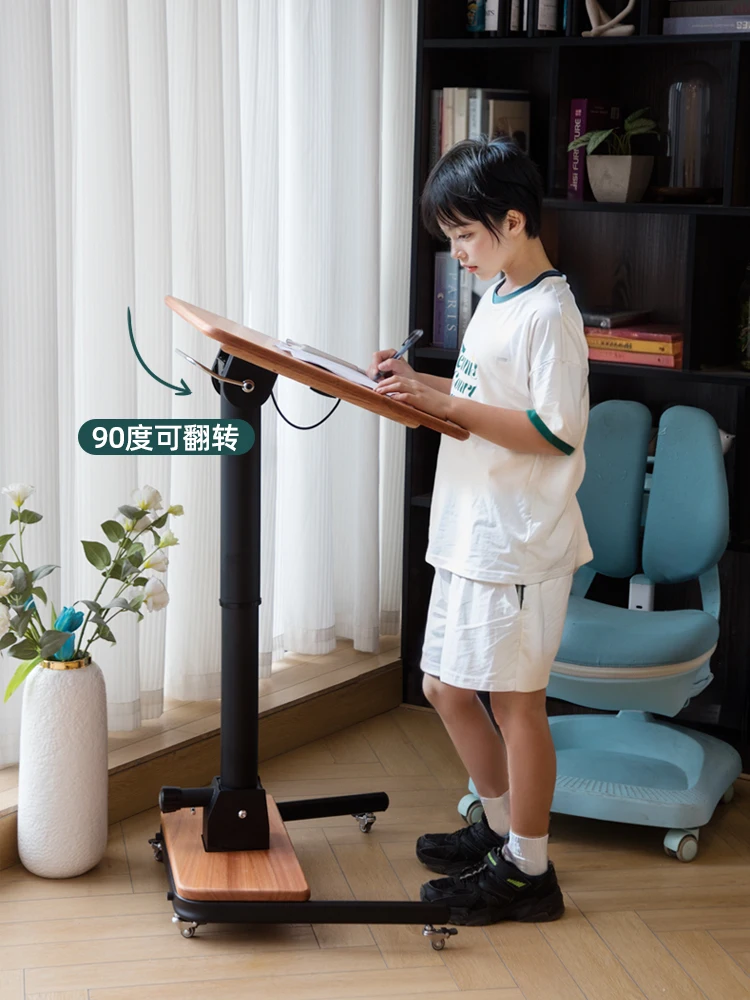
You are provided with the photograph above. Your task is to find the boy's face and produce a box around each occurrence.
[439,216,513,281]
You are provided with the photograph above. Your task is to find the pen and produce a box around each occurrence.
[374,328,424,381]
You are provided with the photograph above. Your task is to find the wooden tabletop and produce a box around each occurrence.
[166,296,469,441]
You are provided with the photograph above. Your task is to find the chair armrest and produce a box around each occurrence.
[699,565,721,621]
[570,564,596,598]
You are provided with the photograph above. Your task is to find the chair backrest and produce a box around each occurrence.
[642,405,729,584]
[577,399,652,578]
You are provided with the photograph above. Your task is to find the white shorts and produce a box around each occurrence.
[420,568,573,693]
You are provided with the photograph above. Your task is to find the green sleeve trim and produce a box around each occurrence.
[526,409,574,455]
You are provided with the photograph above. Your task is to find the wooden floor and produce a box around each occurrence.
[1,705,750,1000]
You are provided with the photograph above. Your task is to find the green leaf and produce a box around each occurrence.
[0,633,16,652]
[624,106,649,127]
[31,564,58,583]
[11,567,28,595]
[18,509,42,525]
[8,638,38,659]
[4,656,42,702]
[101,519,125,543]
[32,587,47,604]
[108,562,125,582]
[626,121,658,136]
[133,576,148,587]
[0,533,14,552]
[150,529,161,546]
[9,511,18,524]
[11,608,34,636]
[51,599,58,624]
[129,595,144,612]
[586,129,613,155]
[39,630,73,659]
[566,135,591,152]
[128,547,144,568]
[103,598,130,610]
[150,513,168,530]
[120,537,132,551]
[118,505,147,521]
[96,623,117,643]
[82,540,111,571]
[81,600,102,613]
[91,614,109,626]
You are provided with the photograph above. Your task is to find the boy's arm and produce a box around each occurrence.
[445,398,565,455]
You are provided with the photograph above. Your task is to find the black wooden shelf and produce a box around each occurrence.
[544,198,750,217]
[403,0,750,742]
[423,34,750,49]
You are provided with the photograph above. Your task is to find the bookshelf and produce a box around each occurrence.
[401,0,750,767]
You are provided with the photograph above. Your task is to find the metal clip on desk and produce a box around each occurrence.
[149,341,456,950]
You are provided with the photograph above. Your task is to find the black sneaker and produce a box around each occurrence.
[419,847,564,926]
[416,812,507,876]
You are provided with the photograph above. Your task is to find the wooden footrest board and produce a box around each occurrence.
[161,794,310,901]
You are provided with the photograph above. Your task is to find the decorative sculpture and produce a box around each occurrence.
[583,0,637,36]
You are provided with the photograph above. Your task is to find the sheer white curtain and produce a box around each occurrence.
[0,0,416,766]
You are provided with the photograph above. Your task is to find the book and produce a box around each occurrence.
[433,251,449,346]
[429,90,442,170]
[444,256,460,349]
[588,347,683,368]
[568,99,620,200]
[669,0,750,12]
[441,88,455,154]
[584,322,682,341]
[467,89,530,151]
[459,266,474,344]
[585,333,683,355]
[663,13,750,29]
[580,308,653,328]
[273,341,379,388]
[454,88,469,143]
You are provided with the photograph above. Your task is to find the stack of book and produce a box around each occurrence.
[663,0,750,33]
[429,88,531,170]
[585,324,684,369]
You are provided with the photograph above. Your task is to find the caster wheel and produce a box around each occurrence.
[663,829,699,862]
[353,812,376,834]
[458,793,482,824]
[182,925,196,938]
[423,924,458,949]
[431,938,446,951]
[148,836,164,862]
[722,784,735,804]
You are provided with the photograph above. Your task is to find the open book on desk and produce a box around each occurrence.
[272,339,379,389]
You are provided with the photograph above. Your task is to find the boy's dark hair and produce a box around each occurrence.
[420,135,544,241]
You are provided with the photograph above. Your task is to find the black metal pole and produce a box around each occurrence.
[220,389,261,789]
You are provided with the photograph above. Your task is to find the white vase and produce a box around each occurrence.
[586,155,654,203]
[17,655,109,878]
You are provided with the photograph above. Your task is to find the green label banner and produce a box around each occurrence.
[78,419,254,455]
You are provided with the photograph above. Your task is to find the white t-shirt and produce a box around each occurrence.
[426,270,594,585]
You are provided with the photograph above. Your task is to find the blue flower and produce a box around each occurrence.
[23,597,35,611]
[53,606,85,661]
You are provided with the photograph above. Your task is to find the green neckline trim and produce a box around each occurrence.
[493,269,564,304]
[527,409,574,455]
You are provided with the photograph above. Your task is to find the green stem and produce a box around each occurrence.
[74,531,133,658]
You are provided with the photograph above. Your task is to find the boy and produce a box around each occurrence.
[369,136,592,926]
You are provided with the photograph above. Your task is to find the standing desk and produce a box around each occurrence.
[150,296,469,949]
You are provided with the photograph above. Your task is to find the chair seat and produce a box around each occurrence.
[555,596,719,672]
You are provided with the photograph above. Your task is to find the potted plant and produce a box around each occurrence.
[1,483,182,878]
[567,107,659,203]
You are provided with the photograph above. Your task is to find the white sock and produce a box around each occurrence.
[479,791,510,837]
[504,831,548,876]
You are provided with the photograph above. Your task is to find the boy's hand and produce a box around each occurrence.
[374,374,450,420]
[367,349,415,382]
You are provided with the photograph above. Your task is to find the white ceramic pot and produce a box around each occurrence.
[17,655,108,878]
[586,155,654,203]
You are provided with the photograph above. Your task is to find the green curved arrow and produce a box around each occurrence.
[128,307,192,396]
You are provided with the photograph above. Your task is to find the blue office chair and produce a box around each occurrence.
[458,400,742,861]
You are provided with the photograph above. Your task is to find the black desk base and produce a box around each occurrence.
[150,351,456,950]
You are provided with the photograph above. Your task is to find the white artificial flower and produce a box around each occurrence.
[0,603,10,639]
[143,550,169,573]
[2,483,34,507]
[167,504,184,516]
[158,528,178,548]
[0,572,14,598]
[131,485,163,512]
[143,576,169,612]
